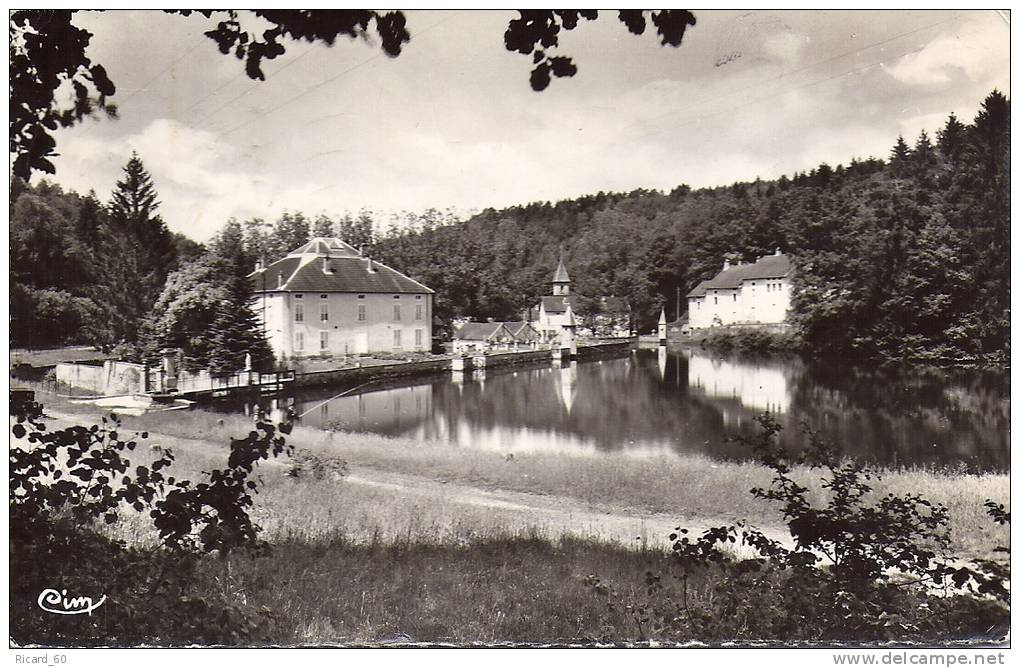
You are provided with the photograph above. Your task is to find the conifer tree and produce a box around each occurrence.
[107,152,178,338]
[911,130,937,178]
[889,135,912,177]
[936,113,966,164]
[206,228,275,374]
[109,152,176,273]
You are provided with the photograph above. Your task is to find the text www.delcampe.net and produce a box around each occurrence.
[834,653,1007,666]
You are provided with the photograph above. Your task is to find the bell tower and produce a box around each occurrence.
[552,255,571,296]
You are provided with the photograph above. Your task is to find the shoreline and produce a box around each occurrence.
[32,399,1009,561]
[14,400,1010,646]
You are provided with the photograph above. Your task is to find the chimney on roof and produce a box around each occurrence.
[358,245,364,257]
[277,272,284,289]
[365,257,375,273]
[723,259,731,270]
[775,247,782,256]
[254,259,262,273]
[322,257,333,274]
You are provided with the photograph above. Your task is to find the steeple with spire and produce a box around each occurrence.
[552,254,571,296]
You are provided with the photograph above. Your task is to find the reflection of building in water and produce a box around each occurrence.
[555,361,577,413]
[294,384,433,432]
[658,346,667,380]
[687,350,790,414]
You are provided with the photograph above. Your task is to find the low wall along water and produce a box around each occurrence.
[55,360,147,396]
[293,340,633,389]
[53,340,635,396]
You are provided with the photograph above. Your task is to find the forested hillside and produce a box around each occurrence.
[10,154,202,349]
[372,91,1009,364]
[10,92,1008,365]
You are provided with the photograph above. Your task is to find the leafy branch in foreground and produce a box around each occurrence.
[10,401,294,645]
[585,415,1009,642]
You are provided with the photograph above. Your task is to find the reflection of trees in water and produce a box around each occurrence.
[221,350,1007,471]
[786,360,1010,471]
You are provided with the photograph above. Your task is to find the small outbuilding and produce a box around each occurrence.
[452,321,516,353]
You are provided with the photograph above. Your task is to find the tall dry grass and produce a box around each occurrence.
[90,405,1008,559]
[18,393,1010,646]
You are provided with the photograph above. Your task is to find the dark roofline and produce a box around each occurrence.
[250,255,434,294]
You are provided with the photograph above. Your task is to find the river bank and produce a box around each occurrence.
[37,397,1009,560]
[15,395,1010,645]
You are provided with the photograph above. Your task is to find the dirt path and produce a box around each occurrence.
[344,465,793,550]
[35,409,793,551]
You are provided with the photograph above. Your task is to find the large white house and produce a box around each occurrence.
[686,251,793,329]
[249,237,434,359]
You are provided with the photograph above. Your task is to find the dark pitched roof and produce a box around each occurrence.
[251,255,433,294]
[290,237,360,257]
[533,295,629,315]
[539,295,580,314]
[503,321,539,338]
[552,257,570,283]
[687,280,710,298]
[455,322,510,341]
[687,254,792,297]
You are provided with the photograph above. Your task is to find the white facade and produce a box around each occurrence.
[535,300,575,340]
[687,253,793,329]
[257,291,432,358]
[251,237,433,359]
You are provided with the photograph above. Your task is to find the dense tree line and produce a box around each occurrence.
[138,219,274,373]
[11,92,1008,367]
[10,153,201,348]
[370,91,1009,364]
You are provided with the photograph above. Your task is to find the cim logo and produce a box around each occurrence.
[37,589,107,616]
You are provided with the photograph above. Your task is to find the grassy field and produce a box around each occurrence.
[213,531,673,644]
[36,396,1009,559]
[17,391,1009,645]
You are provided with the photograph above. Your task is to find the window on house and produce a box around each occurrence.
[415,304,423,320]
[358,294,365,299]
[320,331,329,351]
[733,294,737,302]
[415,329,423,347]
[393,329,402,348]
[358,304,366,321]
[295,332,304,350]
[295,302,304,322]
[394,305,401,321]
[320,302,328,322]
[714,297,718,305]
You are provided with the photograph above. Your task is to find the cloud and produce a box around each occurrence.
[57,119,337,240]
[760,29,810,65]
[883,18,1005,86]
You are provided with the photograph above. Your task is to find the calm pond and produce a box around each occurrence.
[220,347,1010,472]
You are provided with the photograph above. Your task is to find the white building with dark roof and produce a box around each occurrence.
[250,237,434,359]
[452,320,541,353]
[686,251,793,329]
[528,257,630,340]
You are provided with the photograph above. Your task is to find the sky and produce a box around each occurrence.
[35,9,1012,242]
